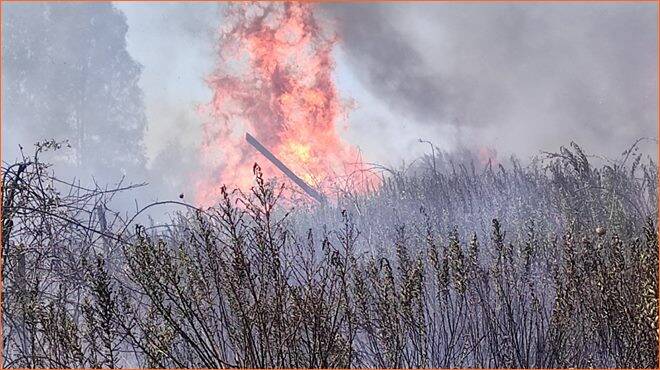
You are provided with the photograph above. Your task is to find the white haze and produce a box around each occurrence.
[2,2,657,207]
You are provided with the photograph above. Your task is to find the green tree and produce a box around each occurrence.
[2,2,147,184]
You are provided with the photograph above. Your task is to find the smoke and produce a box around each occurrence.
[114,2,221,201]
[3,3,656,210]
[114,2,219,159]
[2,2,148,185]
[321,3,658,160]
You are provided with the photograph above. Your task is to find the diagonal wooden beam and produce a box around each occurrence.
[245,132,325,203]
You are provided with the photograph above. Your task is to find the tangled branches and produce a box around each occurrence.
[2,141,658,368]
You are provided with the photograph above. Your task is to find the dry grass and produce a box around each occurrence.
[2,140,658,368]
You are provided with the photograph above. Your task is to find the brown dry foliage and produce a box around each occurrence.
[2,141,658,368]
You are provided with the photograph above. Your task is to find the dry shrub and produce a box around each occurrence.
[2,141,657,368]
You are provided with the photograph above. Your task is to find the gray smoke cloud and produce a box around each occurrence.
[322,3,658,160]
[2,2,657,208]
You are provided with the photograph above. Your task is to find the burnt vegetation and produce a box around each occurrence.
[2,139,658,368]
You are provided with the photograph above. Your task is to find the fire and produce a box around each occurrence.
[196,2,376,206]
[284,142,312,163]
[478,147,498,166]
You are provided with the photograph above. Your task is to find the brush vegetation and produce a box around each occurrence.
[2,140,658,368]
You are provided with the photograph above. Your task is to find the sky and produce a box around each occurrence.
[3,2,658,196]
[113,2,219,166]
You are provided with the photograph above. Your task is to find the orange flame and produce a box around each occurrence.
[478,147,498,167]
[196,2,375,206]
